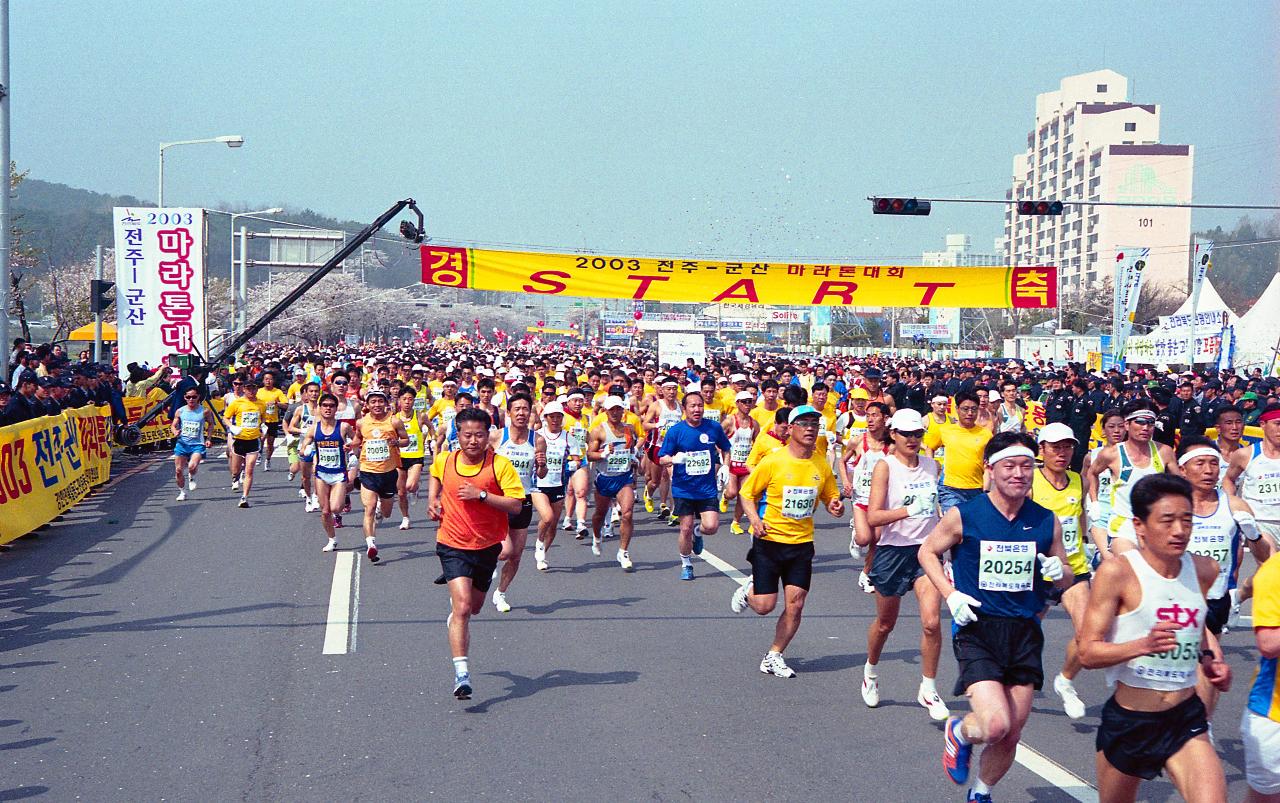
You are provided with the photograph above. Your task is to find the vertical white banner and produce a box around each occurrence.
[1113,247,1149,363]
[112,208,207,375]
[1187,238,1213,366]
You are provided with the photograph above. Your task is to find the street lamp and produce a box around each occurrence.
[230,207,283,338]
[157,135,244,207]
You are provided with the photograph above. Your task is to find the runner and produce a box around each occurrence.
[644,378,683,521]
[658,390,732,580]
[730,404,844,678]
[1082,408,1125,561]
[224,374,266,508]
[561,388,592,537]
[256,369,289,470]
[1030,422,1092,720]
[923,390,992,515]
[919,431,1071,802]
[586,396,640,569]
[395,386,430,530]
[169,384,213,501]
[1078,474,1231,803]
[840,401,890,593]
[284,381,321,511]
[491,392,538,611]
[298,393,354,552]
[1086,401,1178,554]
[531,400,569,572]
[1226,401,1280,546]
[1242,552,1280,803]
[723,390,761,536]
[427,407,527,700]
[861,408,948,720]
[349,389,408,563]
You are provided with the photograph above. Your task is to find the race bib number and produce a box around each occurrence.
[543,451,564,486]
[510,454,535,485]
[730,441,751,464]
[241,410,260,429]
[685,450,712,476]
[1188,531,1232,597]
[1060,515,1081,556]
[441,408,457,427]
[1131,630,1202,686]
[180,419,202,440]
[978,541,1035,592]
[365,438,390,462]
[1249,473,1280,504]
[413,397,428,412]
[568,427,587,455]
[781,485,818,519]
[407,433,421,453]
[606,447,632,474]
[318,446,341,469]
[266,403,278,417]
[704,408,721,423]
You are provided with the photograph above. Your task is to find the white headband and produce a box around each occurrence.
[986,445,1036,465]
[1125,410,1156,422]
[1177,447,1221,467]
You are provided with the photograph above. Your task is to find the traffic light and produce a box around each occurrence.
[1016,200,1064,215]
[89,279,115,313]
[871,197,931,216]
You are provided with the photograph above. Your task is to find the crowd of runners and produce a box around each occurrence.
[160,342,1280,803]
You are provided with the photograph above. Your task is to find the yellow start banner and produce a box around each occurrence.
[421,246,1058,309]
[0,405,114,544]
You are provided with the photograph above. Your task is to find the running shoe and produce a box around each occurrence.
[575,523,588,541]
[667,515,679,527]
[1053,673,1086,720]
[861,676,880,707]
[943,716,971,785]
[591,536,602,557]
[263,460,271,472]
[238,497,249,508]
[231,479,241,492]
[917,685,951,721]
[341,501,351,514]
[333,514,344,529]
[297,488,307,498]
[367,543,380,563]
[562,518,573,532]
[611,508,621,526]
[719,496,728,513]
[176,490,187,501]
[375,509,384,524]
[617,549,634,571]
[1227,588,1243,630]
[659,504,671,518]
[680,565,695,581]
[759,651,796,678]
[730,582,750,613]
[692,533,704,555]
[399,517,411,531]
[965,791,993,803]
[534,540,548,571]
[600,523,613,541]
[305,498,318,513]
[731,521,744,536]
[289,470,297,482]
[849,533,864,560]
[322,539,338,552]
[492,590,511,613]
[644,492,654,513]
[453,672,473,700]
[858,571,874,594]
[188,477,197,492]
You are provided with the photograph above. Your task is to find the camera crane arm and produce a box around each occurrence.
[116,198,425,445]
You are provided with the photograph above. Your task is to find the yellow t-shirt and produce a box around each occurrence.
[751,404,782,432]
[1248,555,1280,722]
[923,423,992,490]
[256,387,288,423]
[427,398,457,428]
[740,449,838,544]
[747,430,785,469]
[1031,469,1088,577]
[225,396,265,441]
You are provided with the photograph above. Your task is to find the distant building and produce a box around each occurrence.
[922,233,1003,267]
[1003,69,1193,295]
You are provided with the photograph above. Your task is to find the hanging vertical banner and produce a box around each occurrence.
[1187,238,1214,366]
[1112,247,1149,362]
[112,208,208,376]
[421,245,1057,309]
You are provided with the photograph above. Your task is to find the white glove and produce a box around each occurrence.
[1038,552,1065,582]
[285,433,299,447]
[227,423,243,437]
[905,492,934,518]
[669,453,687,465]
[1233,510,1262,542]
[301,442,315,458]
[946,591,982,626]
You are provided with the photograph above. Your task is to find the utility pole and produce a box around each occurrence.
[0,0,11,362]
[93,245,104,362]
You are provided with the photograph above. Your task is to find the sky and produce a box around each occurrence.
[12,1,1280,264]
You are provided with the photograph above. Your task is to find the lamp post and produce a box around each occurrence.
[157,135,244,207]
[229,208,283,340]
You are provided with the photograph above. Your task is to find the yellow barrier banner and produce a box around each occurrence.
[421,246,1058,309]
[0,405,114,544]
[121,395,229,443]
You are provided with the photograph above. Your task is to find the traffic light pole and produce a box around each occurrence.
[93,245,104,363]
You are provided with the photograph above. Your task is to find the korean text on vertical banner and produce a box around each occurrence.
[112,208,208,376]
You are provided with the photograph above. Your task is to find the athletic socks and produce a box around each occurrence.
[864,661,878,679]
[452,656,469,677]
[920,676,937,695]
[680,553,693,568]
[971,779,991,795]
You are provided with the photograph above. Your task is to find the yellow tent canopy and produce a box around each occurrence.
[67,321,117,341]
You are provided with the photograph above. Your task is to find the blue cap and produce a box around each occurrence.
[788,404,821,424]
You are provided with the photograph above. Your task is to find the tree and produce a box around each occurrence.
[1194,215,1280,312]
[35,253,99,341]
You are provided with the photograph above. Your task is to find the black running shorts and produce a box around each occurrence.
[747,537,815,594]
[1096,693,1209,780]
[952,615,1045,696]
[436,543,503,593]
[867,543,926,598]
[358,469,398,499]
[508,498,534,530]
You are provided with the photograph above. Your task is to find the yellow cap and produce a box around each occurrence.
[851,387,870,400]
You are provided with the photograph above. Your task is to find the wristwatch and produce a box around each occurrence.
[479,490,488,501]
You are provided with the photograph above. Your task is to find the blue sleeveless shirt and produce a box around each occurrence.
[952,494,1056,619]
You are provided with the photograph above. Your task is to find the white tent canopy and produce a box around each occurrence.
[1166,275,1239,323]
[1235,271,1280,369]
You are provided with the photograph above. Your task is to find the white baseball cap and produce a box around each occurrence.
[889,409,925,432]
[1036,422,1078,444]
[735,390,755,402]
[601,396,625,410]
[542,401,565,416]
[730,373,747,383]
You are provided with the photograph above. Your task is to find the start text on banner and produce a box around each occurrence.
[421,246,1057,309]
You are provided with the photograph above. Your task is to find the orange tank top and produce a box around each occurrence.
[358,415,401,473]
[437,450,509,550]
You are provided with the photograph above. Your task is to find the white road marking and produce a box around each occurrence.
[698,545,1099,800]
[322,551,356,654]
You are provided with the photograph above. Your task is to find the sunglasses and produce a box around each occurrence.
[333,380,348,385]
[1131,418,1156,426]
[897,430,925,439]
[184,394,200,400]
[232,382,243,386]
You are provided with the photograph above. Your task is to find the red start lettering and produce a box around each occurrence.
[711,279,758,303]
[811,281,857,305]
[523,270,569,295]
[914,282,956,305]
[626,275,671,299]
